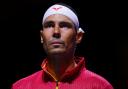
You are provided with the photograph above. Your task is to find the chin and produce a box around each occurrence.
[49,49,66,55]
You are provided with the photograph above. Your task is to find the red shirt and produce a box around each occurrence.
[12,57,113,89]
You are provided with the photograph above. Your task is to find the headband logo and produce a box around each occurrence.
[52,7,62,11]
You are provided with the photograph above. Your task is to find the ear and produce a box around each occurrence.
[40,30,43,43]
[76,30,84,44]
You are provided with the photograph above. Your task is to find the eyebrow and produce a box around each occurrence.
[43,21,73,28]
[59,21,73,28]
[42,21,54,28]
[43,21,54,25]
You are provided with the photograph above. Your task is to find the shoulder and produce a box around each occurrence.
[79,68,114,89]
[12,70,43,89]
[82,69,109,82]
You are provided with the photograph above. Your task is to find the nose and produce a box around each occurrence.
[53,25,61,38]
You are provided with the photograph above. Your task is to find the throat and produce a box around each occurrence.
[47,56,77,81]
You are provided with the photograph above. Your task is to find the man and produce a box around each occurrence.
[12,3,113,89]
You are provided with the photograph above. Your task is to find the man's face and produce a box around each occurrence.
[41,14,77,55]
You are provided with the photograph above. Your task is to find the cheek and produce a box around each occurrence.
[62,31,76,45]
[42,31,52,42]
[42,32,51,51]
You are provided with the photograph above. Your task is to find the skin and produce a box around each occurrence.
[40,14,83,81]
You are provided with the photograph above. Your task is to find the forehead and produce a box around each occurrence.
[43,14,74,24]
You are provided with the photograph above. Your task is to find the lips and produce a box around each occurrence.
[51,41,63,44]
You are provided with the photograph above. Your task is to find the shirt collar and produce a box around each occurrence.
[41,57,86,82]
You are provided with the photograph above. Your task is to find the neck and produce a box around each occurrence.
[46,53,76,81]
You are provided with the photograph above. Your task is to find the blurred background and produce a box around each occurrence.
[0,0,127,89]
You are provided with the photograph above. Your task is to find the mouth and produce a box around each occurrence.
[50,40,64,45]
[51,42,63,45]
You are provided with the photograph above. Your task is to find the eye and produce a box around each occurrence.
[43,21,54,28]
[59,22,73,29]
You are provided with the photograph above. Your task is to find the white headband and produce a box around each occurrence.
[42,4,84,33]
